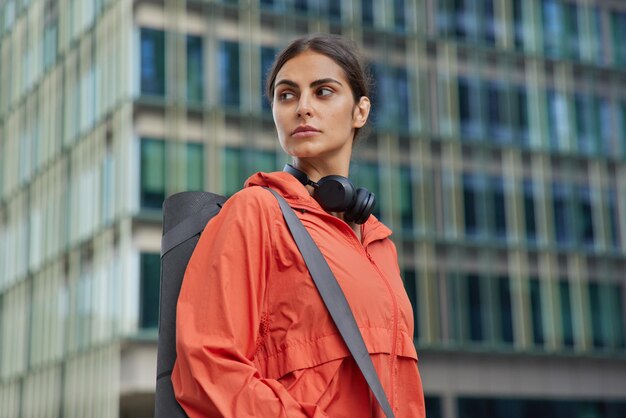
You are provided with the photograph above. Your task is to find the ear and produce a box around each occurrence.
[352,96,371,129]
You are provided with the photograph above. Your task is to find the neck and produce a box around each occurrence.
[291,157,350,183]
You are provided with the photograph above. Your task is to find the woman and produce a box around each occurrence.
[172,33,426,418]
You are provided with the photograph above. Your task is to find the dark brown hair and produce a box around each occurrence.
[265,33,372,140]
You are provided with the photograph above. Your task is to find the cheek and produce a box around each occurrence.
[272,110,287,135]
[273,112,290,151]
[330,104,357,134]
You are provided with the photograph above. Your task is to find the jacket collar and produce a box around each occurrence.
[245,171,392,245]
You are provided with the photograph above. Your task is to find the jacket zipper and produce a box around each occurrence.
[294,207,400,412]
[364,250,399,414]
[344,226,399,414]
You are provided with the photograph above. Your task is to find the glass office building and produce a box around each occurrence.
[1,0,625,417]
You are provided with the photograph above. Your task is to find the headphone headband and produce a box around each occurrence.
[282,164,376,224]
[283,164,314,187]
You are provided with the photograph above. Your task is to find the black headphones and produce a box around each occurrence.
[283,164,376,224]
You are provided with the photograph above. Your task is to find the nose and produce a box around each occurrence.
[296,93,313,118]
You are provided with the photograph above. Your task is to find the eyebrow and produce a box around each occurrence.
[274,78,344,90]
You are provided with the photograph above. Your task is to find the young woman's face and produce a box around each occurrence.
[272,50,369,164]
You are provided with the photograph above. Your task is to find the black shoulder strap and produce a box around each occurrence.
[265,188,395,418]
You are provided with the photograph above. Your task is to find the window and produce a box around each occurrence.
[244,148,276,175]
[491,177,507,240]
[599,98,613,157]
[486,82,510,143]
[523,179,537,244]
[437,0,496,45]
[589,282,604,349]
[542,0,565,59]
[529,278,544,346]
[463,174,478,237]
[542,0,582,60]
[294,0,308,13]
[559,280,574,348]
[219,41,240,107]
[454,0,472,40]
[186,143,204,191]
[328,0,341,21]
[403,269,418,340]
[222,147,275,197]
[467,274,483,342]
[591,7,605,65]
[576,186,594,248]
[547,90,570,152]
[186,35,204,105]
[607,188,621,250]
[260,0,275,9]
[425,396,443,418]
[458,77,470,137]
[76,258,94,350]
[140,253,160,329]
[43,0,58,71]
[458,80,528,147]
[565,3,580,60]
[261,46,277,113]
[552,182,573,246]
[436,0,453,36]
[451,274,514,345]
[484,0,496,46]
[463,173,487,239]
[589,282,625,350]
[497,276,514,344]
[101,138,115,225]
[371,65,410,132]
[399,166,414,233]
[447,273,463,342]
[458,77,482,141]
[3,0,15,33]
[394,0,406,32]
[450,273,515,346]
[620,102,626,159]
[441,170,456,238]
[395,68,410,131]
[222,147,245,197]
[612,12,626,67]
[610,284,626,349]
[140,28,166,96]
[512,0,525,51]
[140,138,165,209]
[362,0,374,26]
[140,138,205,209]
[574,94,599,156]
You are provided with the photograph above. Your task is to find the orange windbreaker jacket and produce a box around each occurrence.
[172,171,425,418]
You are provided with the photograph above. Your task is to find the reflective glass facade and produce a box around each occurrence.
[1,1,626,417]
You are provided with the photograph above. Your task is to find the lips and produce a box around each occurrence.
[291,125,321,137]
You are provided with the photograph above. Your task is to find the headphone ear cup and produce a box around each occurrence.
[314,176,356,212]
[344,188,376,224]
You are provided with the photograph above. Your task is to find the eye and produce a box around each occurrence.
[316,87,334,97]
[278,91,295,101]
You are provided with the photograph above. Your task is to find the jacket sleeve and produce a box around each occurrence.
[171,189,328,418]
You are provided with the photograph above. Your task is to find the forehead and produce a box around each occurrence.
[275,50,348,85]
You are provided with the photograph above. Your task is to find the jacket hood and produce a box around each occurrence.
[245,171,313,206]
[245,171,392,244]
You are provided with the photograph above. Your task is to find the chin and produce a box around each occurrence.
[285,143,324,159]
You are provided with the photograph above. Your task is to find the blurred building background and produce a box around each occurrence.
[1,0,626,417]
